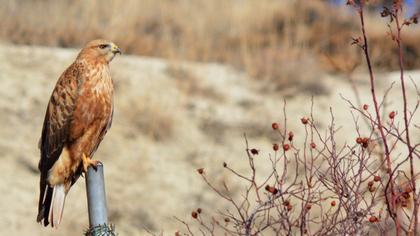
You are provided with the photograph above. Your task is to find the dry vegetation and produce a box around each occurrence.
[1,0,420,235]
[171,1,420,235]
[1,0,420,90]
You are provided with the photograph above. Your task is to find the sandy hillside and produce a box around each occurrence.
[0,44,418,235]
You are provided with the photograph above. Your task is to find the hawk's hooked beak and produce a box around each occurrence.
[110,43,122,54]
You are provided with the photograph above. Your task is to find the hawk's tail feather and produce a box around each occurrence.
[37,183,53,227]
[49,184,66,228]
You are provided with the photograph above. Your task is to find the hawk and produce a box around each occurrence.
[36,39,121,227]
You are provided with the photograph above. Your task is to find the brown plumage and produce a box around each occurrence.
[37,39,121,227]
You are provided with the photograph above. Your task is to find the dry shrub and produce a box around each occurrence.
[171,2,420,235]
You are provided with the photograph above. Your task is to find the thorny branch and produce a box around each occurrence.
[172,1,420,235]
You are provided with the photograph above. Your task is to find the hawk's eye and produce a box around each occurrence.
[98,44,108,49]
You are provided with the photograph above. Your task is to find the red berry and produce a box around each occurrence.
[197,208,202,214]
[369,216,378,223]
[273,143,279,151]
[363,104,369,110]
[192,211,198,219]
[362,137,369,148]
[265,185,278,194]
[310,142,316,149]
[306,204,312,210]
[283,144,290,151]
[389,111,396,119]
[331,201,336,207]
[224,217,230,223]
[368,181,374,187]
[175,231,181,236]
[373,176,381,182]
[272,122,279,130]
[356,137,363,144]
[301,117,309,125]
[250,148,259,155]
[197,168,204,174]
[288,131,294,141]
[286,204,293,211]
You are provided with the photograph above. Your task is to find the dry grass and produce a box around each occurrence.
[166,65,223,101]
[120,88,177,142]
[1,0,420,88]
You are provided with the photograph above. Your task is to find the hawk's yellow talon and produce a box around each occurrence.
[82,153,98,173]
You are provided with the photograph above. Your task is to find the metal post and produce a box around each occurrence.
[86,163,108,227]
[85,163,117,236]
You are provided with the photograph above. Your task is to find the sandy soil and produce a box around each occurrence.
[0,44,418,235]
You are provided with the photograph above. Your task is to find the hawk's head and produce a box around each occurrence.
[78,39,121,63]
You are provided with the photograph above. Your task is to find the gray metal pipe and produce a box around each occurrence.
[85,163,108,227]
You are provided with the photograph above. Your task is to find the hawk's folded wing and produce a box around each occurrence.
[37,62,82,224]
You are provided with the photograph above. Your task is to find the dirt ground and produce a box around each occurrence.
[0,44,418,235]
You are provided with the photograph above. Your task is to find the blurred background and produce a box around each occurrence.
[0,0,419,235]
